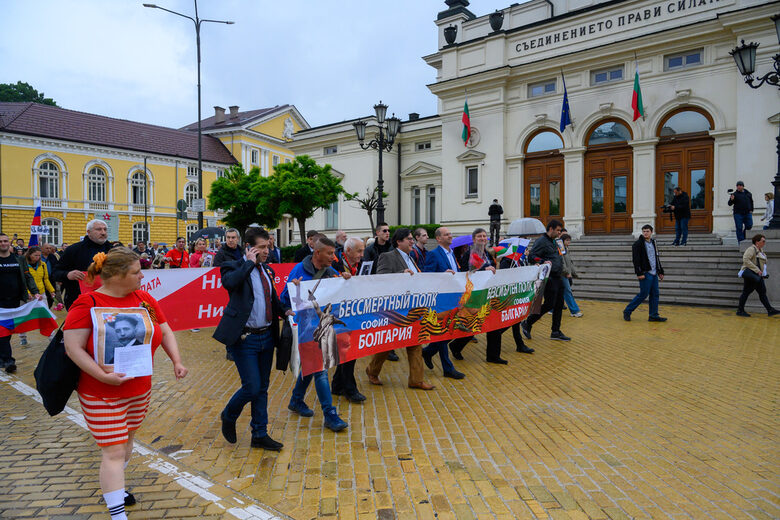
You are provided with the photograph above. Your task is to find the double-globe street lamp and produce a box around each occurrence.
[729,14,780,228]
[143,1,233,230]
[353,102,401,225]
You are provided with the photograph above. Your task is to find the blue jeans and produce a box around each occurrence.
[624,273,660,317]
[674,217,689,245]
[223,331,274,437]
[561,277,580,314]
[290,370,334,415]
[734,213,753,242]
[422,340,455,373]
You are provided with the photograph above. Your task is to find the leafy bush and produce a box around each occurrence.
[280,245,299,262]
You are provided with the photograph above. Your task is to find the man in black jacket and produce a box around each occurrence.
[53,219,112,309]
[214,228,244,266]
[670,187,691,246]
[294,230,320,263]
[521,219,571,341]
[623,224,667,322]
[488,199,503,246]
[214,227,288,451]
[728,181,754,242]
[362,222,391,274]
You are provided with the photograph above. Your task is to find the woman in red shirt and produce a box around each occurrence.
[64,248,188,520]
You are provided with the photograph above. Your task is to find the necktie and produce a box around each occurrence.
[257,265,273,323]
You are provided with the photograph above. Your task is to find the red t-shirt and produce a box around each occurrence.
[63,290,167,398]
[165,249,189,268]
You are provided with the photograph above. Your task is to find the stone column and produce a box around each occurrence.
[629,138,659,236]
[711,129,737,242]
[561,147,585,238]
[505,156,523,223]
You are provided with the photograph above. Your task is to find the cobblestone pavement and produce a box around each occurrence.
[0,301,778,520]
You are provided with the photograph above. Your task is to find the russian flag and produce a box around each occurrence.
[0,300,58,338]
[28,202,42,247]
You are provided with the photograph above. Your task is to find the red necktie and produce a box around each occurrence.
[257,265,273,323]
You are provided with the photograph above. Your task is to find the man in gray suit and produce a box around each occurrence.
[365,228,434,390]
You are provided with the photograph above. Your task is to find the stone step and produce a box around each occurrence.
[574,278,743,291]
[575,287,741,305]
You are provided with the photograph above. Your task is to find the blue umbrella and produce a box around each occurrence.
[451,235,473,248]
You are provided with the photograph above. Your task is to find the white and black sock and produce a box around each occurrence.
[103,489,127,520]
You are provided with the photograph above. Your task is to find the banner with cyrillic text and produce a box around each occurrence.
[79,263,296,331]
[288,266,547,377]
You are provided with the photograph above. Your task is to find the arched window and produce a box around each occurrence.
[133,222,148,244]
[184,183,199,207]
[42,218,62,246]
[39,161,60,201]
[525,130,563,154]
[186,224,198,242]
[87,166,107,207]
[587,120,632,145]
[658,109,712,137]
[130,172,147,206]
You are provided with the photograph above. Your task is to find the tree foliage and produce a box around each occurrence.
[344,186,389,233]
[0,81,57,106]
[207,164,280,237]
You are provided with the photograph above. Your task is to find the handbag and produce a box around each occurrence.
[34,325,80,416]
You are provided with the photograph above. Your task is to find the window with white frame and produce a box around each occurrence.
[130,171,147,206]
[465,167,479,199]
[42,218,61,246]
[38,161,60,201]
[272,155,279,167]
[528,79,557,98]
[184,183,199,207]
[415,141,431,151]
[251,149,259,165]
[216,168,225,179]
[87,166,107,207]
[591,65,624,85]
[412,188,421,225]
[325,201,339,229]
[427,186,436,224]
[664,49,703,71]
[324,146,338,155]
[186,224,198,242]
[133,222,148,244]
[186,165,198,179]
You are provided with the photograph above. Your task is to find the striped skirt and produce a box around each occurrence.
[78,390,151,447]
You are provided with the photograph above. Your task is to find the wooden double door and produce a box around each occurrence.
[655,138,713,234]
[584,147,633,234]
[523,153,564,225]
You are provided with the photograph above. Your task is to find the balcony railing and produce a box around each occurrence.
[41,198,62,208]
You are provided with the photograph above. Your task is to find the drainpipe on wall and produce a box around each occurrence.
[543,0,554,17]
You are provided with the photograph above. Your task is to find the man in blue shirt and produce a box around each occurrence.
[624,224,667,322]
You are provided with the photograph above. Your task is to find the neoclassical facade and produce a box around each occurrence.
[291,0,779,239]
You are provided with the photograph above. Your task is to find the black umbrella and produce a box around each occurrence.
[189,227,225,241]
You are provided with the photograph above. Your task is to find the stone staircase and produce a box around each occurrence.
[565,234,744,307]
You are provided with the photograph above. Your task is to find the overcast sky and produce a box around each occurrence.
[1,0,518,129]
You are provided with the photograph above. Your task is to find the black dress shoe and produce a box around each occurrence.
[346,391,367,403]
[768,309,779,317]
[422,350,435,370]
[4,363,16,374]
[124,491,136,507]
[623,311,631,322]
[736,310,751,317]
[486,358,508,365]
[226,350,234,361]
[221,415,237,444]
[516,345,535,354]
[450,345,464,360]
[550,331,571,341]
[443,370,465,379]
[387,351,399,361]
[521,321,532,339]
[251,435,283,451]
[648,316,667,322]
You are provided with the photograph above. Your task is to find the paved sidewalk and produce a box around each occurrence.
[0,301,777,519]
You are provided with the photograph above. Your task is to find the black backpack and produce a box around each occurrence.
[34,326,80,416]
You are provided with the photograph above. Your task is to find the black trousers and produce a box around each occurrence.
[450,330,504,361]
[525,276,564,333]
[331,360,358,394]
[738,270,773,312]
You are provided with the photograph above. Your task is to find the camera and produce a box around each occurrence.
[659,204,674,221]
[728,188,734,194]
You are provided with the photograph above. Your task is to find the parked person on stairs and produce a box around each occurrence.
[728,181,754,243]
[670,186,691,246]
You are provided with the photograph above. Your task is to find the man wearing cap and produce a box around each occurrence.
[729,181,754,243]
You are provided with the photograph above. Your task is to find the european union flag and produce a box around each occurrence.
[560,74,572,132]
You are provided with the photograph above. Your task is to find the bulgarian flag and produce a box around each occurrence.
[461,96,471,147]
[631,63,644,121]
[0,299,58,338]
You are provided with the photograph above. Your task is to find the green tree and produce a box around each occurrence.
[266,155,344,244]
[344,186,388,233]
[0,81,58,106]
[207,164,281,237]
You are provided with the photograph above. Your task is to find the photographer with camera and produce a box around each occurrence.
[728,181,754,242]
[669,187,691,246]
[737,234,779,317]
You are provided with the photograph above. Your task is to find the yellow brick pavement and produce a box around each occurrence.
[0,300,777,519]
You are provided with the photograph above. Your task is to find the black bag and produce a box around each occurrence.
[34,326,80,416]
[276,318,293,371]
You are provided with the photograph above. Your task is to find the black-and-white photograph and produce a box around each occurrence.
[90,307,153,366]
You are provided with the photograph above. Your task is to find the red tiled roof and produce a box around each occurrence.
[0,102,237,164]
[180,105,289,131]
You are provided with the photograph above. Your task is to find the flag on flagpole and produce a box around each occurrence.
[461,95,471,147]
[0,299,59,338]
[631,63,645,121]
[560,73,572,132]
[28,202,42,247]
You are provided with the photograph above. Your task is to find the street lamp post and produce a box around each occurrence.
[352,102,401,225]
[143,1,233,230]
[729,15,780,229]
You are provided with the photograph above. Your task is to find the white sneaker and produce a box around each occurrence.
[570,312,583,317]
[191,328,200,332]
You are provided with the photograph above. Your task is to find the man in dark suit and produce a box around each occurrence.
[420,227,465,379]
[623,224,667,322]
[294,230,320,262]
[365,228,434,390]
[214,227,288,451]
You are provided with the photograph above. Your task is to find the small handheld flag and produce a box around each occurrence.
[469,252,486,270]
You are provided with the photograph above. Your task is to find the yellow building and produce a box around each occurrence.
[0,102,307,246]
